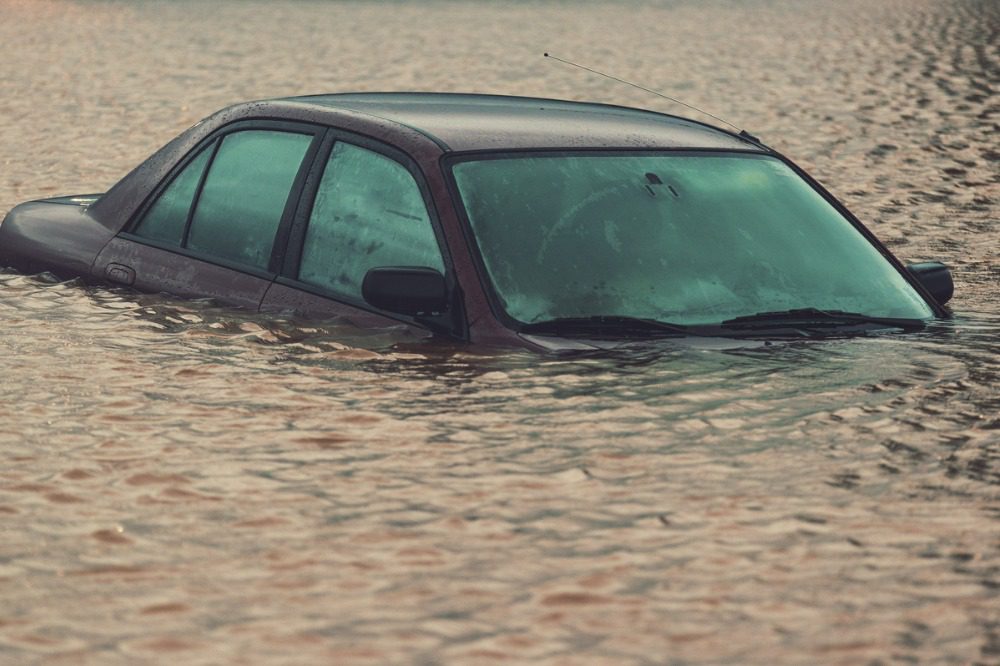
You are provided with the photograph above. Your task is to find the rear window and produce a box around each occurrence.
[187,130,312,269]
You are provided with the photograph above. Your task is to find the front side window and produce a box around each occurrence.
[298,142,444,301]
[187,130,313,269]
[451,152,934,326]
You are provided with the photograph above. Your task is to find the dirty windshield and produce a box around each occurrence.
[451,152,934,326]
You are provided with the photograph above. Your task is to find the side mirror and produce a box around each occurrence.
[362,266,448,317]
[906,261,953,306]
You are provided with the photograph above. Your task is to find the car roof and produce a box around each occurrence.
[275,92,763,153]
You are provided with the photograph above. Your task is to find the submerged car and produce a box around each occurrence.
[0,92,953,351]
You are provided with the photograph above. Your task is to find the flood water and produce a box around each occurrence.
[1,0,998,663]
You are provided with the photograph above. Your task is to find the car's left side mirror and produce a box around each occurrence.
[906,261,954,306]
[362,266,448,317]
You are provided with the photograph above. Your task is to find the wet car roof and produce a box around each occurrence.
[277,92,763,153]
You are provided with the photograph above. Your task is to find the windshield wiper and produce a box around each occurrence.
[521,310,924,340]
[720,308,925,331]
[520,315,690,338]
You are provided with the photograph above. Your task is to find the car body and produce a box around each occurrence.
[0,92,953,351]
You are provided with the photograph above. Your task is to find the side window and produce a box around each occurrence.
[298,142,444,301]
[187,130,312,269]
[132,143,214,245]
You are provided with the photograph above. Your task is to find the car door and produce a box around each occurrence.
[259,133,457,336]
[93,121,322,309]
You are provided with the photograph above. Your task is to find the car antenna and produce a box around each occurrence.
[542,52,760,142]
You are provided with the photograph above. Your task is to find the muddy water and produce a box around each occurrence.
[1,0,998,663]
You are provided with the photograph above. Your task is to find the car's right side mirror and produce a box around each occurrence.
[362,266,449,317]
[906,261,954,306]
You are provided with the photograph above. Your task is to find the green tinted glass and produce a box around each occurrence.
[299,142,444,300]
[133,145,213,245]
[452,153,933,325]
[187,130,312,269]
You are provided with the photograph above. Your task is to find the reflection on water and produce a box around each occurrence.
[1,0,998,663]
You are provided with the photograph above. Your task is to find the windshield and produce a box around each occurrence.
[450,152,934,327]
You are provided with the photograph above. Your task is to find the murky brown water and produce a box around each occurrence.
[1,0,998,663]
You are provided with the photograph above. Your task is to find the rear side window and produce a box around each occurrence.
[133,145,213,244]
[188,130,312,269]
[298,142,444,301]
